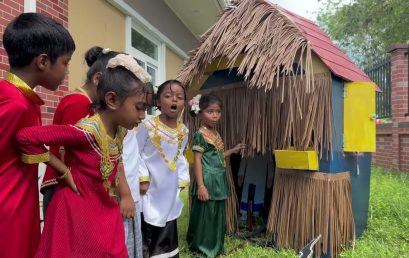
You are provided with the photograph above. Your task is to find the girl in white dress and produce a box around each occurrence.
[136,80,189,258]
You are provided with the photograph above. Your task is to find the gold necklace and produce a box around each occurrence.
[78,114,124,196]
[151,116,184,171]
[201,126,226,167]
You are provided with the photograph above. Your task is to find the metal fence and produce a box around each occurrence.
[364,56,391,118]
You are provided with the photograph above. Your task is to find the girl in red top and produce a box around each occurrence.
[41,46,120,215]
[17,53,153,257]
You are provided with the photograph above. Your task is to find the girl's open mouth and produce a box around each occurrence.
[170,104,177,111]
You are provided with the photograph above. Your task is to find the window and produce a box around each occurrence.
[128,24,164,115]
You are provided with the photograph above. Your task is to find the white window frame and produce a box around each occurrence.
[125,17,166,116]
[125,17,166,88]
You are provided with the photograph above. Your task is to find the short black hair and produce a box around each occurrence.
[84,46,120,83]
[190,94,223,117]
[93,66,153,111]
[3,13,76,68]
[155,79,186,110]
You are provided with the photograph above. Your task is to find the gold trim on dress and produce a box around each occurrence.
[178,181,189,188]
[77,114,126,196]
[192,145,204,153]
[139,176,151,183]
[5,72,44,105]
[148,116,185,172]
[199,127,226,167]
[144,119,186,145]
[21,152,50,164]
[199,127,224,151]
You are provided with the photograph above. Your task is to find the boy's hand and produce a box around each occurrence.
[120,195,135,218]
[140,182,150,195]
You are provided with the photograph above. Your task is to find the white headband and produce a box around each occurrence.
[106,54,152,83]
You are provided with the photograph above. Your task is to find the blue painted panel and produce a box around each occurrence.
[350,153,371,237]
[318,76,371,257]
[319,76,354,173]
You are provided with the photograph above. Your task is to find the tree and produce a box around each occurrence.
[317,0,409,68]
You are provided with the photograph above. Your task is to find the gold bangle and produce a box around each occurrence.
[57,169,70,180]
[199,184,205,189]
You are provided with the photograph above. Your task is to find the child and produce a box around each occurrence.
[186,94,245,257]
[16,53,153,257]
[0,13,75,258]
[135,80,190,257]
[41,46,119,215]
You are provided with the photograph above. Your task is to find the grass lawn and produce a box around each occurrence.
[177,167,409,258]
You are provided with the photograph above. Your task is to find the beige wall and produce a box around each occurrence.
[166,47,185,80]
[68,0,126,89]
[312,52,330,74]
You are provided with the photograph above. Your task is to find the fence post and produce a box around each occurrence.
[388,44,409,123]
[387,44,409,170]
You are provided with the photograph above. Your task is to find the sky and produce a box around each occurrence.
[271,0,323,20]
[270,0,350,21]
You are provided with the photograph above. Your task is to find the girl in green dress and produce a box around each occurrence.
[187,94,245,257]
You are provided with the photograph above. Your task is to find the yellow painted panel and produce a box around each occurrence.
[343,82,376,152]
[185,148,194,164]
[166,47,184,80]
[68,0,125,89]
[274,150,319,170]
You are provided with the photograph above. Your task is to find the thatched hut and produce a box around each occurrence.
[178,0,376,257]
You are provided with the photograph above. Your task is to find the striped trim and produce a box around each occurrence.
[21,152,49,164]
[150,248,179,258]
[40,178,58,189]
[139,176,150,183]
[192,145,204,153]
[178,181,189,188]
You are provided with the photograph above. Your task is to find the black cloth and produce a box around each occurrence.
[42,185,56,218]
[141,214,179,258]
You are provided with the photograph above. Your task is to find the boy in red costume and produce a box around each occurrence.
[0,13,75,258]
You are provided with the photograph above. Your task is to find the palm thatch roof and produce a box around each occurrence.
[180,0,334,158]
[178,0,315,92]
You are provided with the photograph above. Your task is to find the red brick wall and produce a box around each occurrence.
[0,0,25,78]
[374,44,409,172]
[399,134,409,172]
[36,0,70,125]
[390,45,409,124]
[0,0,70,125]
[373,132,393,169]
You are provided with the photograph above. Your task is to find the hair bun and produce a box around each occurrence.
[84,46,104,67]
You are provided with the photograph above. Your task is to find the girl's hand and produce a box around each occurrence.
[120,195,135,218]
[140,182,150,195]
[233,143,246,153]
[198,185,209,202]
[57,170,79,194]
